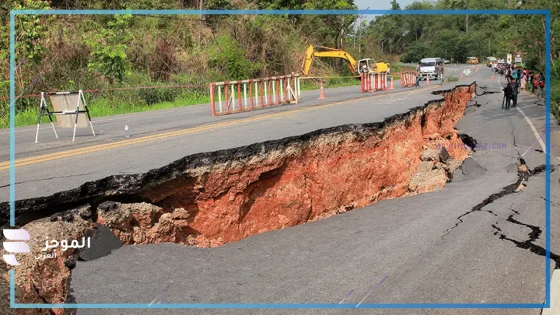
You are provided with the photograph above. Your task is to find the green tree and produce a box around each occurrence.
[301,0,358,48]
[208,34,260,80]
[83,14,134,85]
[0,0,51,65]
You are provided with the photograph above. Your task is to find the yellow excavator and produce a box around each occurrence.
[300,45,390,78]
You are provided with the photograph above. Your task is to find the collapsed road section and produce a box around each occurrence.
[1,83,478,312]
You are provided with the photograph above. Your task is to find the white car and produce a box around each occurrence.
[443,59,450,64]
[419,57,443,80]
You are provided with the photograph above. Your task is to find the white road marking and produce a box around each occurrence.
[517,107,547,154]
[495,76,560,313]
[496,75,560,161]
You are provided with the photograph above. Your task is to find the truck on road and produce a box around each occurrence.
[467,57,479,64]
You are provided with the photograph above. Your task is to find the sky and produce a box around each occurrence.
[353,0,418,24]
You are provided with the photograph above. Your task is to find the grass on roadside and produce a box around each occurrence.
[0,93,211,129]
[1,78,365,129]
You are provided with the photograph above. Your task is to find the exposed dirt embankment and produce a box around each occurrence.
[136,86,474,246]
[1,83,476,313]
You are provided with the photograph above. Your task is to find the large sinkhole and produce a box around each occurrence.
[1,83,479,310]
[1,83,477,249]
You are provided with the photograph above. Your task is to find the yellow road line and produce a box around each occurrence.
[1,86,437,171]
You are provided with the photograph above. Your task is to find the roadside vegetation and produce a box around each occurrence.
[1,0,558,128]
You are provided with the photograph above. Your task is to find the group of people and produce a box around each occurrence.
[501,65,546,110]
[414,61,444,87]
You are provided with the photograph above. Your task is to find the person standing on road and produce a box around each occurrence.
[503,79,513,110]
[434,63,441,85]
[440,63,445,85]
[531,73,539,95]
[512,67,518,84]
[511,77,519,107]
[415,62,421,87]
[537,72,545,99]
[529,71,535,94]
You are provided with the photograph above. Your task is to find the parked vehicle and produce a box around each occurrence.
[300,45,389,77]
[467,57,479,64]
[443,59,450,64]
[419,57,443,81]
[496,63,507,74]
[485,57,497,67]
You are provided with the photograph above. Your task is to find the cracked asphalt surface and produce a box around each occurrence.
[51,68,560,315]
[0,65,475,203]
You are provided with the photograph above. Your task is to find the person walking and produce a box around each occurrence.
[439,62,445,85]
[415,62,421,87]
[503,79,513,110]
[511,77,519,107]
[434,62,441,85]
[532,72,539,95]
[513,68,521,84]
[529,70,535,94]
[537,72,545,99]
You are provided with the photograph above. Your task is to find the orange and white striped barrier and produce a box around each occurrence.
[209,74,301,116]
[400,72,417,88]
[361,73,387,93]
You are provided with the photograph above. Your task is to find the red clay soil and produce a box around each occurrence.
[1,83,476,314]
[137,84,476,247]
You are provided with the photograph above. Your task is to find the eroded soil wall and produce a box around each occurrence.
[136,85,475,246]
[1,83,476,313]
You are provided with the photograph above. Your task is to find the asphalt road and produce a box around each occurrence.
[68,67,560,314]
[0,65,475,202]
[4,65,560,314]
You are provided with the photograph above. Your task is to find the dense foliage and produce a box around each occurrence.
[1,0,558,125]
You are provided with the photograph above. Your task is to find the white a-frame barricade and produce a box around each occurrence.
[35,90,96,143]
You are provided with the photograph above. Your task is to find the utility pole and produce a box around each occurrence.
[357,7,368,56]
[198,0,203,44]
[465,0,470,34]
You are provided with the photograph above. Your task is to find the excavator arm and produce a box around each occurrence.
[301,45,359,76]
